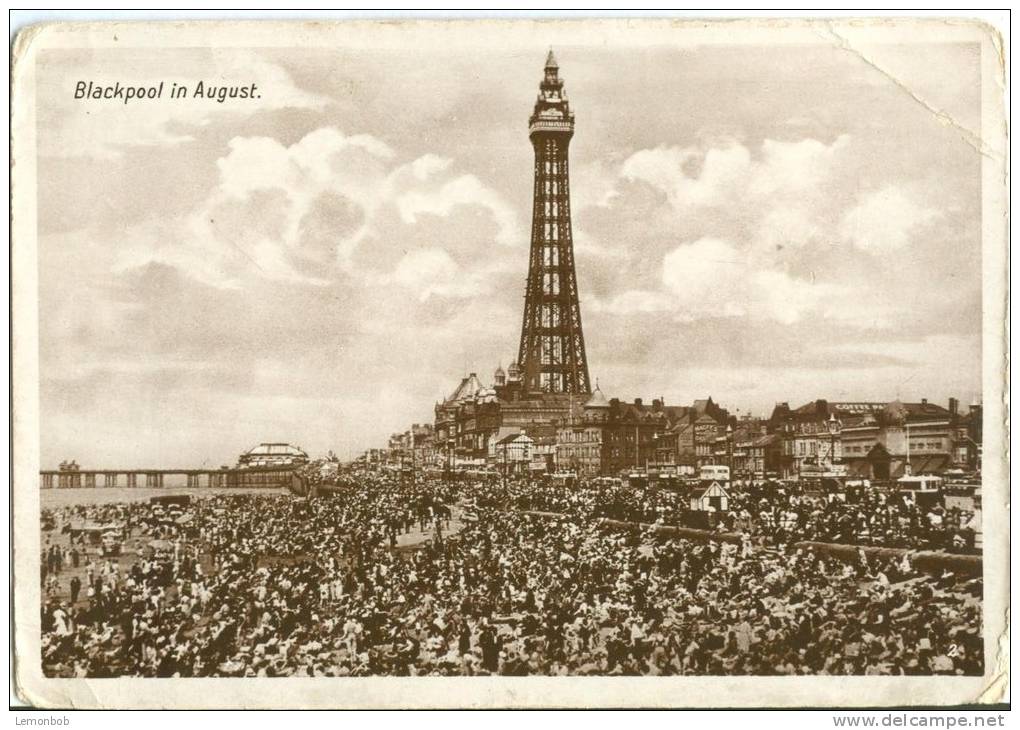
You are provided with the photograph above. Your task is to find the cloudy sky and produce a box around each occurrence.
[36,36,983,468]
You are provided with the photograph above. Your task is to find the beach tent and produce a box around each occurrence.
[69,521,125,544]
[147,539,174,554]
[689,480,730,512]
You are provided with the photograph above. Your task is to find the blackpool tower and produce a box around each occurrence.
[516,51,592,395]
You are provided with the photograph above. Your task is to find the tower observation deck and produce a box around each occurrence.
[516,50,592,395]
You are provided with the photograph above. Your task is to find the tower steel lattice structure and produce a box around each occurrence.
[516,51,591,395]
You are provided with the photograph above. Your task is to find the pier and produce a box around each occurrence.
[40,465,297,490]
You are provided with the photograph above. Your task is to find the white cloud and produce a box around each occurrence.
[839,185,940,251]
[410,154,453,181]
[621,136,849,213]
[391,248,483,301]
[103,126,521,298]
[613,135,857,277]
[752,268,834,326]
[658,237,837,325]
[622,143,747,208]
[118,128,398,289]
[661,237,744,300]
[112,217,244,290]
[571,159,626,210]
[749,136,850,198]
[217,129,394,211]
[753,207,824,253]
[395,174,522,247]
[250,237,331,286]
[586,135,940,327]
[216,136,297,198]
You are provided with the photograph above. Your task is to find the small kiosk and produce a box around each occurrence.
[689,480,730,512]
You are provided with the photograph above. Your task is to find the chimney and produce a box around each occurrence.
[634,398,643,407]
[949,397,959,415]
[652,398,663,410]
[921,398,928,405]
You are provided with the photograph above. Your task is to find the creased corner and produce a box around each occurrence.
[819,20,1003,163]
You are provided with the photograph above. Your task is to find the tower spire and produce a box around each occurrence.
[517,52,591,395]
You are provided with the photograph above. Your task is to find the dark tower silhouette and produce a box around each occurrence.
[517,50,591,395]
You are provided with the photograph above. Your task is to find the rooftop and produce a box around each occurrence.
[242,443,307,457]
[584,385,610,409]
[444,372,487,404]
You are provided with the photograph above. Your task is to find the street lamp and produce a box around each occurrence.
[826,412,840,474]
[726,423,734,476]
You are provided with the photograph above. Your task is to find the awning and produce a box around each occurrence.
[891,454,950,478]
[847,461,872,478]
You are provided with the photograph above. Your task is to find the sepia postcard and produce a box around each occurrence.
[11,18,1009,709]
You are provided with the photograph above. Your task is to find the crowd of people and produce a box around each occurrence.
[504,479,980,552]
[40,474,984,678]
